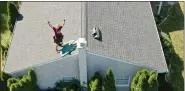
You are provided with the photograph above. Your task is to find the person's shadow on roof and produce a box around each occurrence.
[17,13,23,21]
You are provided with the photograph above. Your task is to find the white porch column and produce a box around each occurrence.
[77,38,87,89]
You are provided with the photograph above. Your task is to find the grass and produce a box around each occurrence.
[169,31,184,60]
[158,2,184,91]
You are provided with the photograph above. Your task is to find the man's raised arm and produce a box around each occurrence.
[61,19,65,26]
[48,21,53,28]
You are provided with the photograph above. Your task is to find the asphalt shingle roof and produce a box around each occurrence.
[5,2,168,73]
[5,2,81,72]
[86,2,168,73]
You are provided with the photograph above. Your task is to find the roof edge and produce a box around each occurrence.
[148,2,169,73]
[87,52,168,73]
[5,53,78,74]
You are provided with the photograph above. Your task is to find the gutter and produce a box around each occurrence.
[149,2,169,73]
[7,53,78,74]
[87,52,161,73]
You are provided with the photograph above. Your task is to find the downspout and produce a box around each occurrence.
[157,1,163,15]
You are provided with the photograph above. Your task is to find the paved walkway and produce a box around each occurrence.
[5,2,82,72]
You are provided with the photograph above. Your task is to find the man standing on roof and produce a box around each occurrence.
[48,19,65,53]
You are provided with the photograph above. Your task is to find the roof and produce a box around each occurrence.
[5,2,81,72]
[86,2,168,73]
[5,2,168,73]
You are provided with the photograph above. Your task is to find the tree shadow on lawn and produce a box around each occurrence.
[158,47,184,91]
[159,3,184,33]
[158,30,184,91]
[168,51,184,91]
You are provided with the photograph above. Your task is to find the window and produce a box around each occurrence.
[115,76,130,87]
[62,76,76,82]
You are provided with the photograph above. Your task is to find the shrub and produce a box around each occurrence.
[89,79,101,91]
[131,71,142,91]
[131,69,158,91]
[90,72,102,82]
[69,79,81,91]
[0,71,12,81]
[89,71,102,91]
[8,68,39,91]
[55,80,64,91]
[41,87,56,91]
[0,71,11,91]
[28,68,37,86]
[102,68,116,91]
[8,2,19,30]
[136,73,149,91]
[54,78,81,91]
[9,82,18,91]
[7,78,18,87]
[9,1,21,9]
[148,74,158,91]
[149,70,157,77]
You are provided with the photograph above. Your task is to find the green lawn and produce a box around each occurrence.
[158,2,184,91]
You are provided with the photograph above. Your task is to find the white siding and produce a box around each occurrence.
[10,55,79,89]
[87,53,152,91]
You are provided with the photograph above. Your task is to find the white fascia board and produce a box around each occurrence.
[87,52,168,73]
[9,53,78,74]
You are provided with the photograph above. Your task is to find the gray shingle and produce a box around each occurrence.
[5,2,81,72]
[5,2,168,73]
[86,2,168,73]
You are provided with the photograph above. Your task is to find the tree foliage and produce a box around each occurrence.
[7,78,18,87]
[89,79,101,91]
[89,72,102,91]
[131,69,158,91]
[102,68,116,91]
[28,68,37,86]
[8,68,39,91]
[0,71,11,91]
[54,78,81,91]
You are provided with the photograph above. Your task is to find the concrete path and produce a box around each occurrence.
[5,2,82,72]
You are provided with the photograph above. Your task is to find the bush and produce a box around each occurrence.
[102,68,116,91]
[136,73,149,91]
[7,78,18,87]
[8,2,19,30]
[0,1,20,71]
[89,71,102,91]
[53,78,81,91]
[28,68,37,86]
[90,72,102,82]
[55,80,64,91]
[131,69,158,91]
[8,68,39,91]
[148,74,158,91]
[41,87,56,91]
[149,70,157,76]
[0,71,11,91]
[9,2,21,9]
[89,79,101,91]
[69,79,81,91]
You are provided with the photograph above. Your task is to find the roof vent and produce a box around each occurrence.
[92,27,102,41]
